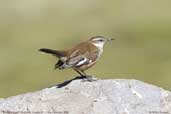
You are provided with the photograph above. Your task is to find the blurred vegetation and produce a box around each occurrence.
[0,0,171,98]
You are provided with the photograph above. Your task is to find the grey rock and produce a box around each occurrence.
[0,79,171,114]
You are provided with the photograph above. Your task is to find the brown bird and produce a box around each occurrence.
[39,36,114,79]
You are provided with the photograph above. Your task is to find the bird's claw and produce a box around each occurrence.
[81,75,97,82]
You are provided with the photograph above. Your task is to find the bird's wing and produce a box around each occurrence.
[67,54,88,66]
[66,42,99,67]
[72,50,99,66]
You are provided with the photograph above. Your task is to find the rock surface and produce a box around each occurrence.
[0,79,171,114]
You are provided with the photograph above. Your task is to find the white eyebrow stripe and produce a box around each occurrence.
[76,58,88,66]
[93,38,103,41]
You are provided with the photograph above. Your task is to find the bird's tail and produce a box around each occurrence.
[39,48,66,58]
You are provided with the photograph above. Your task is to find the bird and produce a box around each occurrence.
[39,36,114,80]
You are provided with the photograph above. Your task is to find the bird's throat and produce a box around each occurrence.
[92,42,104,56]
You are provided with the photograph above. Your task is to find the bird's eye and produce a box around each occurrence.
[99,39,104,42]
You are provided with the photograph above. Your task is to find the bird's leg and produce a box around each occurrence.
[74,69,97,82]
[74,69,86,78]
[80,70,97,82]
[80,70,87,76]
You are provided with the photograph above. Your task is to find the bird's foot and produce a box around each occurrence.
[81,75,97,82]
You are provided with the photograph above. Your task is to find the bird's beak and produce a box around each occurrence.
[107,38,115,41]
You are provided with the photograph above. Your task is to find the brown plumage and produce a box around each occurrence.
[39,36,114,77]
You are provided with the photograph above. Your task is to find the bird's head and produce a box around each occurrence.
[88,36,114,49]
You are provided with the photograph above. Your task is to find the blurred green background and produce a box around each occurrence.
[0,0,171,98]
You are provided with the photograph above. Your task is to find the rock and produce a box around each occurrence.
[0,79,170,114]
